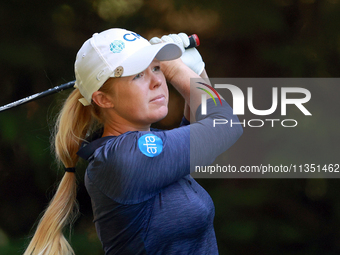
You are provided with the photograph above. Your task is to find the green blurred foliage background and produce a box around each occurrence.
[0,0,340,254]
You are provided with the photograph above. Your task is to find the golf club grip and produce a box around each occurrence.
[0,34,200,112]
[186,34,200,49]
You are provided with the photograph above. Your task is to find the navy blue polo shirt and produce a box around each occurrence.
[77,99,243,254]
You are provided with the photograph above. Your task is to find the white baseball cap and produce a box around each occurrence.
[74,28,183,106]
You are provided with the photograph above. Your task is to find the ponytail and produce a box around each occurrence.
[24,89,97,255]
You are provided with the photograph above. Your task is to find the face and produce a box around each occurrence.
[102,59,169,128]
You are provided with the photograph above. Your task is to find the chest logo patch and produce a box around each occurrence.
[138,134,163,157]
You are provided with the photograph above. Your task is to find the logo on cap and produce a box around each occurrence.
[110,40,125,53]
[123,33,142,41]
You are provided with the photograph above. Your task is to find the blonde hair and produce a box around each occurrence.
[24,80,113,255]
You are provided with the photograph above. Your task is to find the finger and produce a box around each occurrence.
[162,34,185,52]
[149,37,162,45]
[178,33,190,48]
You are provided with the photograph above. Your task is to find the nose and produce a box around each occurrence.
[149,70,162,90]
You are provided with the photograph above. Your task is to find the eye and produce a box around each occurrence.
[152,66,161,72]
[133,72,144,80]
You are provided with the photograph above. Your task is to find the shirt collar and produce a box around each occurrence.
[77,128,112,160]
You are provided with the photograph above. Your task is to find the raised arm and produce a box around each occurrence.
[161,59,208,115]
[150,33,212,122]
[183,68,209,121]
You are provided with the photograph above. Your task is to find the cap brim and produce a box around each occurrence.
[110,42,182,78]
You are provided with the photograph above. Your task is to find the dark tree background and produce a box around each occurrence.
[0,0,340,254]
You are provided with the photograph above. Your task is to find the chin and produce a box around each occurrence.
[151,107,168,123]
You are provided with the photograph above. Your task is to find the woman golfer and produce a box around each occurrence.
[24,28,242,255]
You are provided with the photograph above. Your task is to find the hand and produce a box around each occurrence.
[150,33,205,75]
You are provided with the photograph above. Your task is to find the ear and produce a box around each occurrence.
[92,91,114,108]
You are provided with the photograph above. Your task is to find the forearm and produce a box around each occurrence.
[183,103,190,121]
[182,68,208,121]
[168,66,203,120]
[162,61,220,122]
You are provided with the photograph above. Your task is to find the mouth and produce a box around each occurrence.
[150,94,166,103]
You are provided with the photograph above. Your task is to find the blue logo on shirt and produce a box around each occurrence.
[138,134,163,157]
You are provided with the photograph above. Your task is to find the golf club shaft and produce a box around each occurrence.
[0,81,75,112]
[0,34,199,113]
